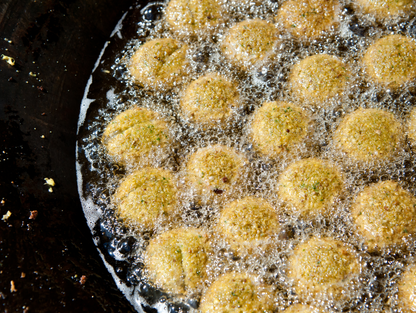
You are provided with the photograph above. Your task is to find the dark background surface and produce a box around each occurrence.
[0,0,139,311]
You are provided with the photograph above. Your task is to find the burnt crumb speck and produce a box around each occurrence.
[29,210,38,220]
[10,280,17,292]
[213,189,223,194]
[80,275,87,285]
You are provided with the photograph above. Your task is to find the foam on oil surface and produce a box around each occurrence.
[77,0,416,312]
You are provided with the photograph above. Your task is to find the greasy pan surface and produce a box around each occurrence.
[0,0,144,311]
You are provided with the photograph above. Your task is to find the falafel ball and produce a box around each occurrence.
[251,101,311,157]
[199,272,275,313]
[351,180,416,250]
[186,144,247,197]
[276,0,340,39]
[334,108,404,162]
[180,73,240,125]
[102,107,171,168]
[287,236,361,302]
[129,38,190,90]
[289,54,351,104]
[145,227,209,295]
[165,0,224,37]
[363,35,416,89]
[398,263,416,313]
[277,158,344,217]
[113,167,177,229]
[222,19,279,69]
[354,0,414,19]
[217,196,280,254]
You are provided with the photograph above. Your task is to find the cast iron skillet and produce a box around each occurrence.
[0,0,148,311]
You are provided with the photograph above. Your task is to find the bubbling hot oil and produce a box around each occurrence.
[78,0,416,312]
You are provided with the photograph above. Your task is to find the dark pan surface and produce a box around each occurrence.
[0,0,144,311]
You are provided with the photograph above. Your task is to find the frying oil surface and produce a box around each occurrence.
[78,0,416,311]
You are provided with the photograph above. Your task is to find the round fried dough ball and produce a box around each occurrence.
[398,263,416,313]
[129,38,190,90]
[217,197,280,254]
[334,108,404,162]
[186,145,247,197]
[287,236,361,302]
[165,0,224,37]
[351,180,416,250]
[113,168,177,229]
[251,101,311,157]
[407,107,416,146]
[146,227,209,295]
[363,35,416,89]
[354,0,414,18]
[289,54,351,104]
[180,73,240,125]
[102,107,171,168]
[200,272,274,313]
[277,158,344,217]
[222,19,279,69]
[277,0,340,39]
